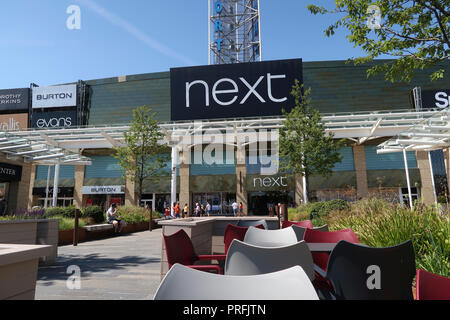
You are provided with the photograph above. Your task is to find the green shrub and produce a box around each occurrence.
[44,207,65,217]
[328,199,450,277]
[309,199,349,221]
[82,206,105,223]
[55,216,87,231]
[116,206,149,224]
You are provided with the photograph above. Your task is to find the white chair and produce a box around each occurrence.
[154,263,319,300]
[243,226,298,247]
[225,239,315,280]
[236,219,268,230]
[292,224,329,241]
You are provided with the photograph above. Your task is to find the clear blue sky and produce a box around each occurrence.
[0,0,373,89]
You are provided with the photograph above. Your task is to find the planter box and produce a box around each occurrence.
[0,220,37,245]
[36,219,59,266]
[58,228,86,246]
[0,243,51,300]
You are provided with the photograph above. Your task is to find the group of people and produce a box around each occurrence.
[163,200,245,219]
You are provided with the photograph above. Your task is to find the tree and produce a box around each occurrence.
[113,105,169,206]
[308,0,449,82]
[279,80,345,202]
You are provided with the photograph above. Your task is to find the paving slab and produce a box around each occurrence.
[35,229,162,300]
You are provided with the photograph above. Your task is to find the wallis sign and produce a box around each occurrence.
[170,59,303,121]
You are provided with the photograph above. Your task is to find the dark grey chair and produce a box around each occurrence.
[292,224,329,241]
[225,239,315,280]
[154,263,319,300]
[236,219,268,230]
[243,226,297,247]
[315,240,416,300]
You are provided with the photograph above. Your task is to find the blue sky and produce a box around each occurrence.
[0,0,373,89]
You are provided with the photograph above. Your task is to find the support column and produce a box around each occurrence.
[179,150,191,215]
[170,146,178,216]
[17,162,33,212]
[73,165,85,208]
[125,169,136,206]
[353,145,369,199]
[295,174,305,206]
[52,164,60,207]
[416,151,435,205]
[27,164,36,209]
[236,145,247,214]
[444,148,450,195]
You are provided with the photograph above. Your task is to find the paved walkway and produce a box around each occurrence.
[35,229,162,300]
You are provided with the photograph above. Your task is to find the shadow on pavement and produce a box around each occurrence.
[37,253,160,286]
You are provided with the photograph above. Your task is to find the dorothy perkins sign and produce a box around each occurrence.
[0,88,29,112]
[170,59,303,121]
[32,84,77,109]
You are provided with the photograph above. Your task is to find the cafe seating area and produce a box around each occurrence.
[156,217,450,300]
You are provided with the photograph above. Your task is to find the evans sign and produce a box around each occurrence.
[421,89,450,109]
[170,59,302,121]
[32,110,77,128]
[32,84,77,109]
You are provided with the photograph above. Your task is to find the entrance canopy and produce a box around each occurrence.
[0,129,91,165]
[10,109,440,149]
[377,107,450,154]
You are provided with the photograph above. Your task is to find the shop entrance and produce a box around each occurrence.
[192,192,236,215]
[248,191,294,216]
[0,183,9,215]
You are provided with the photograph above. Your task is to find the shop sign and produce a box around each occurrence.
[32,84,77,109]
[0,113,28,131]
[421,89,450,109]
[0,163,22,181]
[82,185,124,195]
[32,110,77,128]
[170,58,302,121]
[0,88,29,112]
[33,187,74,196]
[247,174,293,191]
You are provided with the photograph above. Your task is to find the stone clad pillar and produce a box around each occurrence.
[236,145,247,214]
[416,151,435,205]
[179,150,191,214]
[353,145,369,199]
[125,170,136,206]
[73,165,85,208]
[294,174,305,206]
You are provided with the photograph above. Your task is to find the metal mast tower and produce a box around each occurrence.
[209,0,262,64]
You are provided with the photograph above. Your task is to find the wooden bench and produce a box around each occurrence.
[84,224,113,232]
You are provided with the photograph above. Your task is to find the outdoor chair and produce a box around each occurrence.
[236,219,268,230]
[163,229,226,274]
[282,220,313,229]
[292,224,329,241]
[314,240,416,300]
[224,239,315,280]
[154,263,319,300]
[223,223,264,254]
[304,228,359,289]
[243,226,298,247]
[416,269,450,300]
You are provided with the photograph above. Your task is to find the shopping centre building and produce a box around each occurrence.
[0,58,449,215]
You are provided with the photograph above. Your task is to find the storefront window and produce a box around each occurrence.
[192,192,236,215]
[0,183,9,215]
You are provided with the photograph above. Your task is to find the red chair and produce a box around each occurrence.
[304,228,359,289]
[282,220,313,229]
[416,269,450,300]
[163,229,226,274]
[223,224,264,254]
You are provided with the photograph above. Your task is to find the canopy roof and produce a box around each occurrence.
[377,107,449,154]
[8,109,438,150]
